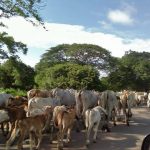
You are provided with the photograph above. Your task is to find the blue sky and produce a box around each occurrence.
[1,0,150,67]
[40,0,150,38]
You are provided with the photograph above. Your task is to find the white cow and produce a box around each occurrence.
[85,106,108,146]
[0,93,13,107]
[75,90,101,118]
[27,97,61,117]
[99,90,118,126]
[119,91,135,126]
[51,88,76,106]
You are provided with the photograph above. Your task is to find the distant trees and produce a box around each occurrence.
[35,43,115,91]
[0,58,35,90]
[35,44,116,73]
[35,62,105,90]
[103,51,150,91]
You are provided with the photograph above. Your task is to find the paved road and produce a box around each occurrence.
[0,105,150,150]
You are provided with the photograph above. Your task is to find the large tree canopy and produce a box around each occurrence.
[35,62,104,90]
[35,43,116,73]
[0,0,43,60]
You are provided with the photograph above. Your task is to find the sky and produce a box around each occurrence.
[1,0,150,67]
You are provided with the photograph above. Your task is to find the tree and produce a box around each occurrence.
[106,50,150,91]
[35,62,104,90]
[0,0,44,60]
[0,58,35,90]
[35,44,116,73]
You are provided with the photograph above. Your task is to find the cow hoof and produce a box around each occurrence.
[93,140,96,143]
[86,144,89,148]
[86,142,90,147]
[113,123,117,126]
[57,146,63,150]
[76,129,80,133]
[106,127,111,132]
[57,144,63,150]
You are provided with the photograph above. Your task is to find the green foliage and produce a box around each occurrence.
[0,0,44,60]
[0,32,27,59]
[35,43,115,73]
[0,0,43,23]
[106,50,150,91]
[35,63,103,90]
[0,88,26,96]
[0,58,35,90]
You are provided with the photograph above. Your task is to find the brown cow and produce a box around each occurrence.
[15,106,53,150]
[53,106,76,149]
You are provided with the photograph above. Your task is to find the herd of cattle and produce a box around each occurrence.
[0,88,150,150]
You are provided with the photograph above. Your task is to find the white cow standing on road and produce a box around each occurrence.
[51,88,76,106]
[75,90,101,118]
[85,106,108,146]
[99,90,118,126]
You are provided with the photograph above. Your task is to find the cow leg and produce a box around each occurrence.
[86,125,92,147]
[17,129,26,150]
[50,123,54,143]
[30,131,36,150]
[1,123,5,136]
[35,131,42,150]
[93,122,99,143]
[1,122,9,136]
[66,127,72,143]
[75,116,81,132]
[112,109,117,126]
[6,122,10,135]
[57,129,64,150]
[122,107,129,126]
[6,122,14,140]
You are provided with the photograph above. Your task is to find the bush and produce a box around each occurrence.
[0,88,26,96]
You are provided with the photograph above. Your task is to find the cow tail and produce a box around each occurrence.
[106,91,109,112]
[76,90,83,117]
[54,111,66,129]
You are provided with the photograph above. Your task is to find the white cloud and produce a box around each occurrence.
[108,10,133,25]
[1,16,150,67]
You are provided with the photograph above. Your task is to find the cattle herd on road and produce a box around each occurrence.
[0,88,149,150]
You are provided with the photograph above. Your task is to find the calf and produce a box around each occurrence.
[53,106,76,149]
[15,106,53,150]
[0,105,27,143]
[85,106,108,147]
